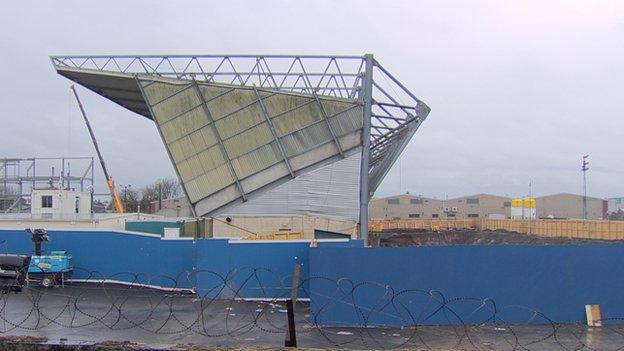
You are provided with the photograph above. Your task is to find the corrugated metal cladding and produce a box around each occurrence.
[220,151,361,220]
[139,78,364,217]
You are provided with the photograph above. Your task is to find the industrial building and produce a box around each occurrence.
[148,197,193,218]
[370,192,607,220]
[369,193,511,220]
[608,197,624,214]
[535,193,606,219]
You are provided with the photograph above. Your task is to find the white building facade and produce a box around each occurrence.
[31,189,91,218]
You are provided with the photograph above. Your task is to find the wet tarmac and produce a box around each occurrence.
[0,284,623,350]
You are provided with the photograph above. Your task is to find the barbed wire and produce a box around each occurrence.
[0,266,623,350]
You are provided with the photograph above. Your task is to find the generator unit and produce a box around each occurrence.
[26,229,73,288]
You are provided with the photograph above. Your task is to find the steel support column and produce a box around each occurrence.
[191,80,247,201]
[252,85,295,178]
[311,90,344,157]
[359,54,374,244]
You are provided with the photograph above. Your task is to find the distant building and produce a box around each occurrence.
[608,197,624,214]
[369,194,443,220]
[370,193,510,220]
[148,197,193,218]
[31,189,91,218]
[510,198,536,219]
[370,192,607,220]
[441,194,511,219]
[535,193,606,219]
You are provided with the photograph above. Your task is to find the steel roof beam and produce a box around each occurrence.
[252,85,295,178]
[191,80,247,201]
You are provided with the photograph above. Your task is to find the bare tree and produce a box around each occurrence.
[106,179,181,213]
[121,186,140,212]
[156,178,181,199]
[139,178,182,212]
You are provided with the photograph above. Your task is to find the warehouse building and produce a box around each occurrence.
[370,192,607,220]
[370,193,510,219]
[608,197,624,214]
[441,194,511,219]
[368,194,443,220]
[535,193,606,219]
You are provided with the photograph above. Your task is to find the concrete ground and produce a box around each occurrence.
[0,284,622,350]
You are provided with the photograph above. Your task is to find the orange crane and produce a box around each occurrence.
[70,85,125,213]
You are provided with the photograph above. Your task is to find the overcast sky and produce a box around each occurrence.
[1,0,623,200]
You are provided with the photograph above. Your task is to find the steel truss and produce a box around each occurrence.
[51,54,430,241]
[0,157,95,213]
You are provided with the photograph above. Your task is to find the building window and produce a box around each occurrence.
[408,213,420,218]
[41,195,53,208]
[432,214,439,218]
[466,198,479,204]
[392,217,401,220]
[467,213,479,218]
[387,198,400,205]
[503,201,511,207]
[447,213,456,217]
[410,198,423,205]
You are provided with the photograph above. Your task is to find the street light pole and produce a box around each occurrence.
[582,155,589,220]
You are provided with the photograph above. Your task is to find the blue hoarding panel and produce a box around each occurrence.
[0,229,359,298]
[194,240,361,299]
[309,245,624,326]
[0,230,194,289]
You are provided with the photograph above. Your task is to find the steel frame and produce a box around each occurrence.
[0,157,95,213]
[142,78,364,193]
[252,85,296,179]
[51,54,430,241]
[191,79,247,202]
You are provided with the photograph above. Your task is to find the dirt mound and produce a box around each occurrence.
[370,229,619,247]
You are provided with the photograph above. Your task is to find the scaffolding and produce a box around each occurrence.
[0,157,95,213]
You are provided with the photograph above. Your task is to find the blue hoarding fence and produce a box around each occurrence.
[2,228,624,327]
[0,229,361,297]
[309,245,624,326]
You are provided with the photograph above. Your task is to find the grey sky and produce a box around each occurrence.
[1,0,623,200]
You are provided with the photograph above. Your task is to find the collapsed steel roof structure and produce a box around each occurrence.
[51,54,430,240]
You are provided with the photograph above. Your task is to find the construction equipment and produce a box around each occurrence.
[0,254,31,292]
[26,229,73,288]
[70,85,124,213]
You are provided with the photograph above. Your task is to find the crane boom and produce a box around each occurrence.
[70,85,125,214]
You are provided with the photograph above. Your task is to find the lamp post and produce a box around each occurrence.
[581,155,589,220]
